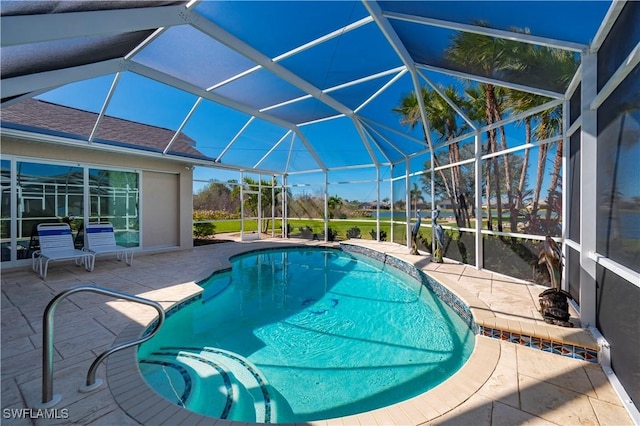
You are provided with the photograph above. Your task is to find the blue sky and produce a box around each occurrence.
[33,0,613,203]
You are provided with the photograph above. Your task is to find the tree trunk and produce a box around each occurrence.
[532,143,548,219]
[448,143,464,227]
[485,84,503,232]
[493,156,503,232]
[485,160,493,231]
[516,118,532,214]
[443,118,464,227]
[430,140,459,226]
[545,139,563,221]
[452,141,470,228]
[495,112,516,231]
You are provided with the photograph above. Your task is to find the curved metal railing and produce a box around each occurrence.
[38,285,165,408]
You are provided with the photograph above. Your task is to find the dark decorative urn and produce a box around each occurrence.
[537,236,574,327]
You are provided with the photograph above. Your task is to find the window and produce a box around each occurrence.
[0,159,140,262]
[596,65,640,272]
[1,160,10,262]
[16,161,84,258]
[89,168,139,247]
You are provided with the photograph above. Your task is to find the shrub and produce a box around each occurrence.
[299,226,314,239]
[193,210,216,238]
[483,235,544,283]
[193,222,216,238]
[193,209,240,220]
[369,229,387,241]
[346,226,361,239]
[327,227,338,242]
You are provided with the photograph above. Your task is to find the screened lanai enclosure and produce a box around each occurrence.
[1,0,639,417]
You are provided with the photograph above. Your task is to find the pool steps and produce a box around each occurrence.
[138,346,273,422]
[138,358,192,407]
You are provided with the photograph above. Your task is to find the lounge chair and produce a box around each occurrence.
[32,223,95,279]
[85,222,133,267]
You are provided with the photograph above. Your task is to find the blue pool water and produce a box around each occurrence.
[138,247,475,423]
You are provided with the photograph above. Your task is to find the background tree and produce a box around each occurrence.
[504,44,576,227]
[463,84,504,230]
[394,23,577,235]
[531,106,562,220]
[193,181,239,212]
[446,25,511,231]
[393,86,467,226]
[507,91,551,218]
[231,177,282,233]
[410,182,424,212]
[328,195,343,219]
[447,25,577,233]
[425,85,472,227]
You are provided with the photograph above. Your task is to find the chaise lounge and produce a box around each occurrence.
[85,222,134,268]
[32,223,94,279]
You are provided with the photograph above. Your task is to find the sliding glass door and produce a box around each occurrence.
[0,158,140,263]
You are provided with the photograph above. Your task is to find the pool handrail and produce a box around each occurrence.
[37,285,165,408]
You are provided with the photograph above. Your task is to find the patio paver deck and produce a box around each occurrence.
[1,238,634,425]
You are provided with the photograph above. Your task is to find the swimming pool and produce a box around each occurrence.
[138,247,475,423]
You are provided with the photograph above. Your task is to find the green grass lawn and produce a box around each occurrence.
[200,217,507,240]
[201,218,394,240]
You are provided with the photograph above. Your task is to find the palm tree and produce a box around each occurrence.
[426,85,473,227]
[327,195,343,219]
[393,88,455,215]
[463,84,503,231]
[540,51,578,224]
[545,138,563,222]
[506,90,554,226]
[488,84,516,231]
[231,177,282,232]
[410,182,424,212]
[532,105,562,220]
[446,28,510,231]
[505,45,576,226]
[393,86,471,227]
[447,25,578,233]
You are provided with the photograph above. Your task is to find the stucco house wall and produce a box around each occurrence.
[1,135,194,254]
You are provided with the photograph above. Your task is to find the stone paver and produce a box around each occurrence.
[1,238,634,425]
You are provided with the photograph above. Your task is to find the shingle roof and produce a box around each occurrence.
[1,98,206,160]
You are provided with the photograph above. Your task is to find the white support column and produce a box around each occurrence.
[390,164,394,243]
[258,177,262,240]
[405,159,411,249]
[240,171,245,238]
[475,131,483,269]
[83,166,90,247]
[430,144,436,255]
[580,51,598,328]
[283,175,288,238]
[562,100,570,292]
[10,159,17,263]
[324,171,329,242]
[376,165,381,241]
[271,175,276,238]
